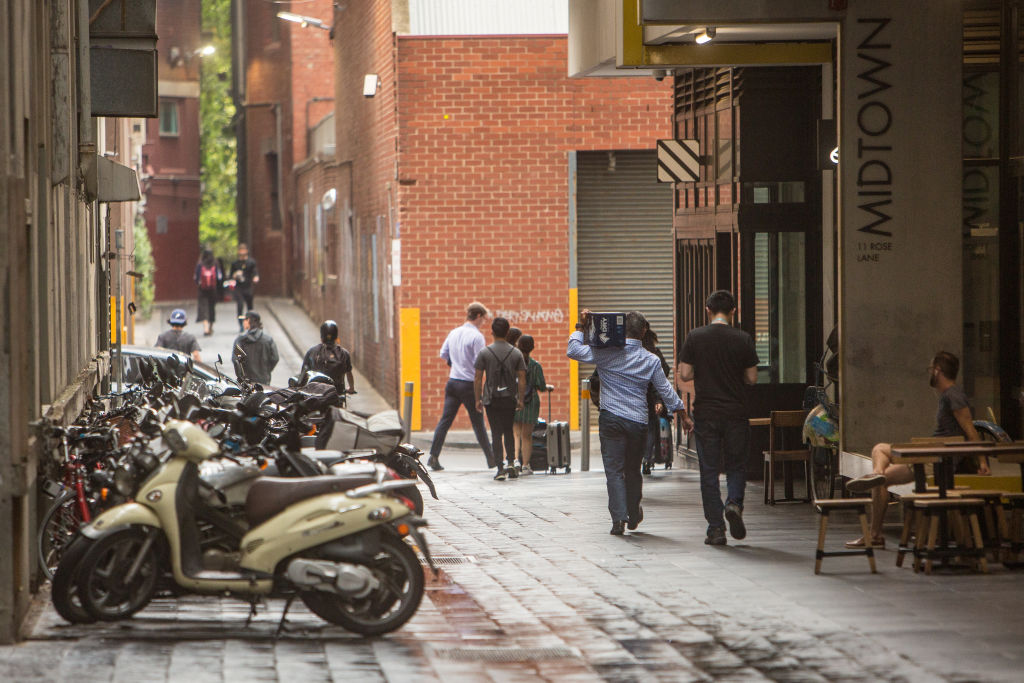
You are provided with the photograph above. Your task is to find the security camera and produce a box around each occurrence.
[653,69,670,82]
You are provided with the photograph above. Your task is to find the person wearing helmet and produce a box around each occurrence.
[299,320,354,394]
[155,308,201,362]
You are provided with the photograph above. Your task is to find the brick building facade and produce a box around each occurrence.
[235,0,334,298]
[142,0,202,302]
[316,0,674,429]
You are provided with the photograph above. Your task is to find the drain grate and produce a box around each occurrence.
[433,646,576,662]
[430,555,476,565]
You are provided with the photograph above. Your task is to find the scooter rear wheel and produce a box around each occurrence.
[76,528,161,622]
[51,534,96,624]
[301,534,424,636]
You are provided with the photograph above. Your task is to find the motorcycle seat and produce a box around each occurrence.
[245,470,378,527]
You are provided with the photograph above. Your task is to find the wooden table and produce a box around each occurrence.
[891,443,1024,497]
[749,417,771,427]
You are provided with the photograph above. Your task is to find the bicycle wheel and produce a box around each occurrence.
[37,490,81,581]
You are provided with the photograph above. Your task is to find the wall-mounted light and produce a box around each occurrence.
[277,11,331,31]
[363,74,380,97]
[695,27,716,44]
[167,45,216,67]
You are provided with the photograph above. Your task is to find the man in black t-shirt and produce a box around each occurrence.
[155,308,201,362]
[678,290,759,546]
[844,351,987,548]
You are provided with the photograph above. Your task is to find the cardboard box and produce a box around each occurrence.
[584,312,626,347]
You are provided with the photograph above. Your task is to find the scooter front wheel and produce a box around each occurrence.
[301,534,424,636]
[76,527,161,622]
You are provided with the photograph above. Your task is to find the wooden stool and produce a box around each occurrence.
[911,498,988,574]
[1002,493,1024,565]
[814,498,878,575]
[895,492,942,568]
[955,490,1009,561]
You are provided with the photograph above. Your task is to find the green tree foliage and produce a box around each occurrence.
[199,0,237,260]
[132,216,156,318]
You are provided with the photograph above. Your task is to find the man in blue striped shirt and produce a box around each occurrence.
[568,310,692,535]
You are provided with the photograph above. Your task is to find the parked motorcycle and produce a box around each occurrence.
[54,418,434,635]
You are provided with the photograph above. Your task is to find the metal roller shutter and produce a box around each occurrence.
[577,150,675,419]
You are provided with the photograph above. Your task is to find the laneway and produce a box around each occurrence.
[6,301,1021,682]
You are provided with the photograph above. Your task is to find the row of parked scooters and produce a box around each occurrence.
[34,353,437,636]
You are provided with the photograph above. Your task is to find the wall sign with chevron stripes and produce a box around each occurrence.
[656,139,700,183]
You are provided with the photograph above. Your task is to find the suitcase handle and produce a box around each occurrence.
[545,384,554,422]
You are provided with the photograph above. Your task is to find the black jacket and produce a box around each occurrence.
[232,328,279,385]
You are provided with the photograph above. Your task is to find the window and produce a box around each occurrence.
[158,100,179,136]
[753,232,807,384]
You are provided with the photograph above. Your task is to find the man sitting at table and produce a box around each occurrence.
[844,351,989,548]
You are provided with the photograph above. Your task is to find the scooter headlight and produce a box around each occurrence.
[114,462,136,496]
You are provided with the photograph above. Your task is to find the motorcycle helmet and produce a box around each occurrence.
[320,320,339,343]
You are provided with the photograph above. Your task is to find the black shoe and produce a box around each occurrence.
[493,468,507,481]
[724,503,746,540]
[426,455,444,472]
[627,505,643,531]
[641,462,652,475]
[610,520,626,536]
[705,527,727,545]
[507,465,519,479]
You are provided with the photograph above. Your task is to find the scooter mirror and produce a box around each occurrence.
[288,376,299,388]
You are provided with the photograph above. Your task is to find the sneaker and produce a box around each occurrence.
[514,461,523,474]
[493,468,507,481]
[426,455,444,472]
[641,462,652,475]
[610,520,626,536]
[521,464,534,475]
[627,505,644,531]
[846,473,886,493]
[705,527,727,545]
[724,503,746,540]
[507,465,519,479]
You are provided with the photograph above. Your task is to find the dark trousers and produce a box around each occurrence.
[693,417,749,533]
[234,287,254,322]
[429,379,495,466]
[599,410,647,523]
[196,289,219,323]
[484,397,517,468]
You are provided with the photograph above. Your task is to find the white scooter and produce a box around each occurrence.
[53,418,435,636]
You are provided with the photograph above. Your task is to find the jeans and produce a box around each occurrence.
[429,379,495,466]
[599,410,647,523]
[694,417,749,533]
[485,397,517,468]
[234,287,254,323]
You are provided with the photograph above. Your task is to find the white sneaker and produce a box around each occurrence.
[521,464,534,475]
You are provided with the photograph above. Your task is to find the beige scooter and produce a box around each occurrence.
[56,419,434,635]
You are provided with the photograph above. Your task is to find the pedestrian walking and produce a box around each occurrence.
[231,311,279,385]
[475,317,527,480]
[194,248,223,336]
[228,243,260,332]
[642,328,672,475]
[568,309,691,535]
[426,302,497,472]
[512,334,546,475]
[677,290,759,546]
[300,320,354,393]
[155,308,201,362]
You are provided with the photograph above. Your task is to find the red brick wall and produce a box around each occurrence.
[144,0,201,302]
[397,36,673,430]
[331,0,401,404]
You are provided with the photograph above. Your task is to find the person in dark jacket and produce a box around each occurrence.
[194,248,223,336]
[231,311,279,385]
[299,320,354,393]
[228,243,260,332]
[155,308,201,362]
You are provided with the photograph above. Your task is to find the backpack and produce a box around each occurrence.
[522,361,537,405]
[487,346,517,399]
[588,369,600,408]
[313,343,347,384]
[199,264,217,291]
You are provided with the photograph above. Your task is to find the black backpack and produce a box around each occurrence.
[313,343,348,385]
[588,369,600,408]
[487,346,517,399]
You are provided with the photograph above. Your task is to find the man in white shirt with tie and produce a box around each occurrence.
[427,302,497,471]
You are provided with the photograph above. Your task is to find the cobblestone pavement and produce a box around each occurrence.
[6,459,1024,682]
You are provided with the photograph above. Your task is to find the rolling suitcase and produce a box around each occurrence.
[530,419,549,471]
[546,420,571,473]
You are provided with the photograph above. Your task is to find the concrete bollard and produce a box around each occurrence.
[580,378,591,471]
[402,381,414,442]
